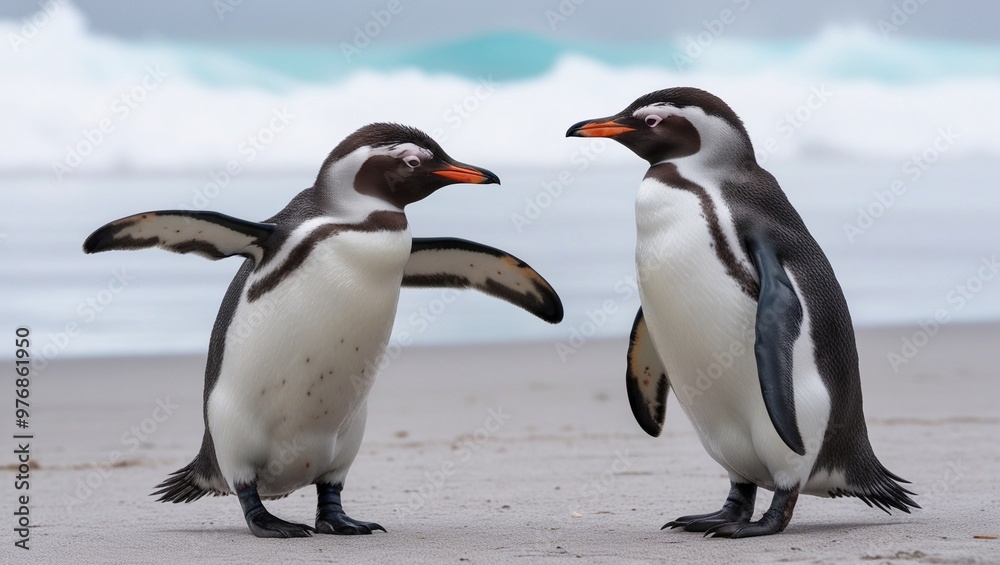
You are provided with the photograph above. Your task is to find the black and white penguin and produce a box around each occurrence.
[567,88,917,537]
[84,123,564,538]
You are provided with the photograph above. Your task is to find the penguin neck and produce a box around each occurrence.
[652,142,756,183]
[648,118,756,176]
[313,147,404,223]
[645,157,727,196]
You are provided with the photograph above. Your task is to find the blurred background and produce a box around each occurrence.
[2,0,999,359]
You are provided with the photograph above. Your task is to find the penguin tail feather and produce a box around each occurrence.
[151,460,227,503]
[830,463,920,514]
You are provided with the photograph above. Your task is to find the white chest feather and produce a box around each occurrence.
[208,223,411,493]
[635,175,830,490]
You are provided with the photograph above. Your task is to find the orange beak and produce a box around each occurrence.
[566,118,635,138]
[432,163,500,185]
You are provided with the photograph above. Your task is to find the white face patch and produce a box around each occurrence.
[632,102,676,125]
[379,142,433,169]
[632,103,716,129]
[633,103,744,166]
[317,145,406,220]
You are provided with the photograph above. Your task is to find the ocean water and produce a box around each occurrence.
[4,6,1000,174]
[3,5,1000,358]
[6,157,1000,360]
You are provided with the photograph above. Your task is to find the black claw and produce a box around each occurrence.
[369,522,387,533]
[683,518,739,533]
[704,521,764,539]
[703,521,739,538]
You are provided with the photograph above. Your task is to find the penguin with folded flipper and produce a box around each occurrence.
[568,88,917,538]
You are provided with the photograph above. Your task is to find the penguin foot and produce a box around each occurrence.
[246,512,316,538]
[662,482,756,532]
[704,485,799,539]
[236,481,314,538]
[316,513,386,535]
[704,519,778,539]
[315,482,386,536]
[664,510,748,533]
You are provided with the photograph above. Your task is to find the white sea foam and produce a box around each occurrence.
[4,5,1000,176]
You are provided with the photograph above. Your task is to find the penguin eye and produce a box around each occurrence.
[645,115,662,127]
[403,155,421,168]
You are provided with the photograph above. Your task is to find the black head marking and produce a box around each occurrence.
[567,87,754,166]
[619,87,748,138]
[323,122,446,165]
[316,122,498,208]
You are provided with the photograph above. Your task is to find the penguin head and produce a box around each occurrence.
[317,123,499,212]
[566,87,753,167]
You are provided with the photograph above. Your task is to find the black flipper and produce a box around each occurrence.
[625,308,670,437]
[83,210,275,265]
[403,237,564,324]
[746,233,806,456]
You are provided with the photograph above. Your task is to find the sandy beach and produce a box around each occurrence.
[8,323,999,564]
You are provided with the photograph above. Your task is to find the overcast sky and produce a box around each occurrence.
[3,0,998,45]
